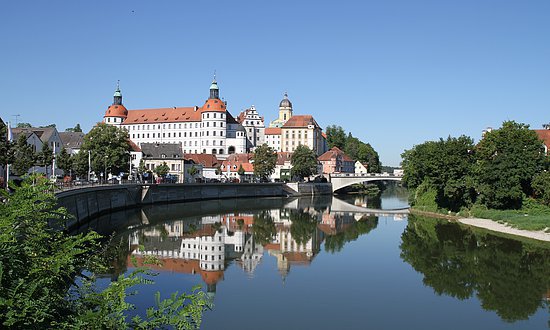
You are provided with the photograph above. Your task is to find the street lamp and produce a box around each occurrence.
[104,155,108,184]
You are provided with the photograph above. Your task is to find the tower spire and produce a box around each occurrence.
[209,74,219,99]
[113,80,123,105]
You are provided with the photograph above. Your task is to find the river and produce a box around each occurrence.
[87,185,549,329]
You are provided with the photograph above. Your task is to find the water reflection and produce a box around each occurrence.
[400,214,550,322]
[97,195,401,290]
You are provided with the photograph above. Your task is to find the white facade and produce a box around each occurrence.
[238,105,265,151]
[265,128,282,152]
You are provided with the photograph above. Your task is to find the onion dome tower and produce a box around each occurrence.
[103,81,128,126]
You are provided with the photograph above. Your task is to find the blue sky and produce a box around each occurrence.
[1,0,549,166]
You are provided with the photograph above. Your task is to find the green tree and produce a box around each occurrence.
[154,162,170,178]
[16,122,32,128]
[65,123,82,132]
[290,145,318,181]
[11,134,35,176]
[531,171,550,206]
[253,144,277,181]
[325,125,347,149]
[237,165,245,181]
[0,120,13,187]
[78,123,131,178]
[37,141,55,178]
[474,121,545,209]
[0,176,211,328]
[289,210,318,246]
[56,147,73,176]
[402,135,476,211]
[187,165,199,179]
[251,211,277,245]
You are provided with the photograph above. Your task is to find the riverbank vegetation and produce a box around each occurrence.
[402,121,550,232]
[0,176,210,329]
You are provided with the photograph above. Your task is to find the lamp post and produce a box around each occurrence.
[87,150,91,182]
[104,155,108,184]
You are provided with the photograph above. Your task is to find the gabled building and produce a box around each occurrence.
[11,126,63,176]
[237,105,265,152]
[59,131,85,155]
[281,115,325,155]
[184,153,220,181]
[271,152,292,182]
[534,128,550,155]
[265,127,282,152]
[103,79,247,157]
[318,147,354,174]
[355,161,368,174]
[140,142,194,183]
[220,153,254,182]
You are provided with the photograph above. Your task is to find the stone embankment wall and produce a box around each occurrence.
[56,183,285,228]
[285,182,333,195]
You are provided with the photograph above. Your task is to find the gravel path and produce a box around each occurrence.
[458,218,550,242]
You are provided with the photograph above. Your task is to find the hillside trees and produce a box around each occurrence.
[325,125,380,172]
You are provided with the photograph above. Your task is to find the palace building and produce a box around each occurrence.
[103,79,247,156]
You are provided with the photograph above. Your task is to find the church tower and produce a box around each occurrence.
[269,92,293,128]
[103,81,128,126]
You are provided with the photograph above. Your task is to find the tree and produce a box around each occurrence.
[0,176,210,328]
[11,134,35,176]
[37,141,54,178]
[0,120,13,187]
[402,135,476,211]
[290,145,318,181]
[187,165,199,182]
[78,123,131,178]
[474,121,545,209]
[237,164,245,178]
[39,124,56,128]
[253,144,277,181]
[16,122,32,128]
[65,123,82,132]
[289,210,318,246]
[325,125,347,149]
[251,211,277,245]
[56,147,73,176]
[531,171,550,206]
[154,162,170,178]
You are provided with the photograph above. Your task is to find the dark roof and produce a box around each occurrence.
[11,127,57,143]
[141,143,183,159]
[59,132,84,149]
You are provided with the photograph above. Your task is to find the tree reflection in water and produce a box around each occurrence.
[400,214,550,322]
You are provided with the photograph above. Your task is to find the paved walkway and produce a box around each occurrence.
[458,218,550,242]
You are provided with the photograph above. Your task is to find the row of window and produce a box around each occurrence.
[128,120,226,131]
[132,130,226,139]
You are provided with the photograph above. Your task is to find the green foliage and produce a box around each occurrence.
[324,216,378,253]
[289,210,318,246]
[154,162,170,177]
[325,125,381,172]
[251,211,277,245]
[410,180,439,212]
[56,148,73,175]
[79,123,131,177]
[37,141,54,177]
[402,135,475,211]
[187,165,199,177]
[530,171,550,206]
[469,201,550,232]
[65,124,82,133]
[325,125,346,149]
[253,144,277,181]
[237,164,245,176]
[11,134,36,176]
[290,145,318,180]
[0,176,211,328]
[400,214,550,322]
[474,121,545,209]
[16,122,32,128]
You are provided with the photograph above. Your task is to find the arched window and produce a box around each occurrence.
[212,149,217,154]
[202,149,206,154]
[228,146,235,154]
[219,148,223,154]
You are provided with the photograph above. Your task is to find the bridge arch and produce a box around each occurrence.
[329,174,402,192]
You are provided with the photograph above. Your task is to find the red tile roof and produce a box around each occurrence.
[276,152,293,165]
[265,127,282,135]
[122,106,200,124]
[128,139,141,152]
[318,147,354,162]
[184,153,219,168]
[104,104,128,118]
[534,129,550,148]
[282,115,319,128]
[201,98,226,112]
[128,256,224,285]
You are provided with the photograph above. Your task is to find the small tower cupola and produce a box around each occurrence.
[113,80,123,105]
[209,76,219,100]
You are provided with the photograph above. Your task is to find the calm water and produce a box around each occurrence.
[86,186,550,329]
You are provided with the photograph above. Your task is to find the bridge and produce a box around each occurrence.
[328,197,409,218]
[329,173,403,192]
